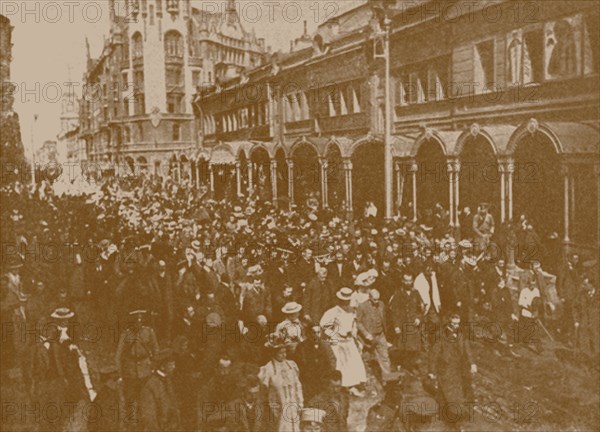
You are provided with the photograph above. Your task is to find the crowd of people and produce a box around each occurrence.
[1,176,598,432]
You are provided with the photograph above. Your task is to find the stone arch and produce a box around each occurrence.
[506,119,563,156]
[410,129,448,158]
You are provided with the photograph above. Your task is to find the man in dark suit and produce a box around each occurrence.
[304,268,334,325]
[428,314,477,428]
[139,349,180,431]
[220,376,265,432]
[327,251,351,290]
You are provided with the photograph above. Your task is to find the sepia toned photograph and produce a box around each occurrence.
[1,1,599,431]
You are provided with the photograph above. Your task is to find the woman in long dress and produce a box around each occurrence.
[319,287,367,397]
[259,333,304,432]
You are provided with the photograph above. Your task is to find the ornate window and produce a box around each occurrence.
[132,32,143,59]
[164,31,184,58]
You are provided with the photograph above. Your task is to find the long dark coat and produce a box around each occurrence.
[428,326,474,409]
[388,289,422,352]
[139,373,180,431]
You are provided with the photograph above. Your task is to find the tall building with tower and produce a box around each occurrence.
[78,0,266,178]
[0,13,27,184]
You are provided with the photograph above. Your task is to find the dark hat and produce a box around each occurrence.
[264,333,290,349]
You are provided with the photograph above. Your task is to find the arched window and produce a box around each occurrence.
[124,126,131,143]
[132,32,143,59]
[164,31,184,58]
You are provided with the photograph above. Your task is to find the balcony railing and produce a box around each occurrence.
[188,57,202,68]
[318,112,368,134]
[284,119,314,136]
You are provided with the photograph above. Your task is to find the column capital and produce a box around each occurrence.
[506,160,515,173]
[235,161,241,168]
[446,159,460,173]
[408,161,418,173]
[286,158,294,168]
[270,159,278,168]
[319,158,329,169]
[560,164,570,176]
[343,159,353,170]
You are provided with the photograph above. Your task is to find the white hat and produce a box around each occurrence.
[300,408,326,425]
[458,240,473,249]
[281,302,303,314]
[247,265,263,277]
[51,308,75,320]
[336,287,353,300]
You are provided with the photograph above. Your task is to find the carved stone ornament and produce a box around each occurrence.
[150,107,162,128]
[527,118,539,134]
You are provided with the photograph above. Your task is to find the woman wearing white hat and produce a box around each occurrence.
[319,288,367,397]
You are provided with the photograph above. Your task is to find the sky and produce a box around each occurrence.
[2,0,365,157]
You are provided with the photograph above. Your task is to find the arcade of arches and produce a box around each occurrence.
[186,122,599,250]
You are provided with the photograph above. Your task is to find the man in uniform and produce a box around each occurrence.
[472,203,495,254]
[115,309,159,426]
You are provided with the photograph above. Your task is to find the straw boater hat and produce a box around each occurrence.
[128,309,147,316]
[51,307,75,320]
[336,287,353,301]
[281,302,302,315]
[247,265,263,277]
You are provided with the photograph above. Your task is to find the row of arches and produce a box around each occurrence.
[187,120,598,247]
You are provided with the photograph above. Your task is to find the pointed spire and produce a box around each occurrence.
[109,0,115,23]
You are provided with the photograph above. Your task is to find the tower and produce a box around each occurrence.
[125,0,193,115]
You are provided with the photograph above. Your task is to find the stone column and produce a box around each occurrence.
[596,164,600,248]
[499,162,506,223]
[247,161,253,194]
[320,159,329,208]
[271,159,278,207]
[410,161,418,222]
[569,169,576,236]
[195,162,200,189]
[209,164,215,193]
[235,161,242,197]
[343,159,353,214]
[453,160,460,226]
[395,162,404,217]
[562,165,570,243]
[447,160,455,227]
[507,159,514,222]
[287,159,295,206]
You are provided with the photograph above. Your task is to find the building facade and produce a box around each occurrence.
[192,0,599,255]
[57,70,81,165]
[0,13,27,184]
[78,0,265,178]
